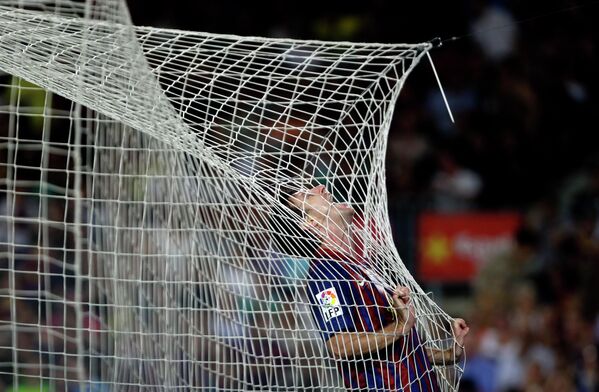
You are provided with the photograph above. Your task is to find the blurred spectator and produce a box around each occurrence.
[6,359,51,392]
[474,226,541,311]
[431,150,483,211]
[387,110,432,195]
[470,0,518,62]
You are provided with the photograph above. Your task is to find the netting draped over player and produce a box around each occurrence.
[0,1,464,390]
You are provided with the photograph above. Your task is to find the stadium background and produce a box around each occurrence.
[126,1,599,391]
[2,0,599,391]
[130,0,599,392]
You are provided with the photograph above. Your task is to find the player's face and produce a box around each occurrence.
[289,185,354,231]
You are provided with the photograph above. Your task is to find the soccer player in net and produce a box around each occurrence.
[288,184,469,392]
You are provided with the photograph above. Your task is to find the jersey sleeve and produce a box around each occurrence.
[306,260,364,341]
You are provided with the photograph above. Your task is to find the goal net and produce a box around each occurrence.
[0,1,464,391]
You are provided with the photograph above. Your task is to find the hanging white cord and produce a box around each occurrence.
[426,51,455,124]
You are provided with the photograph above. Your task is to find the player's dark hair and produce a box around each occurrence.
[270,182,320,258]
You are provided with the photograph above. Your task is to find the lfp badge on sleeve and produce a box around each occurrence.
[316,287,343,322]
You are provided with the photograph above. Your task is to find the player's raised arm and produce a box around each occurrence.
[325,286,416,359]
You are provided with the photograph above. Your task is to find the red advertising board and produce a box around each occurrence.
[418,213,521,282]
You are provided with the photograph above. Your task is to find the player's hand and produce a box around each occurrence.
[392,286,416,335]
[451,318,469,359]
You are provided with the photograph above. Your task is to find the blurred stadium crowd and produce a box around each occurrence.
[1,0,599,391]
[382,3,599,392]
[381,2,598,392]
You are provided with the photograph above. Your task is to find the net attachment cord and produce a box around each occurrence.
[426,37,455,124]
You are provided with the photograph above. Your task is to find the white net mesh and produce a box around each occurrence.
[0,1,465,391]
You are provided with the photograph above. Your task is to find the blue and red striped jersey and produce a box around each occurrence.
[306,255,440,392]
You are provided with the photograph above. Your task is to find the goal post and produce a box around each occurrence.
[0,2,464,391]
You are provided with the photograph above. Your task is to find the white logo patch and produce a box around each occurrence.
[315,287,343,322]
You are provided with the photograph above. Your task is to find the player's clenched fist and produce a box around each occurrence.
[392,286,416,335]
